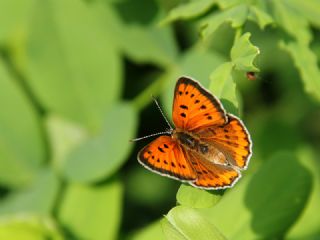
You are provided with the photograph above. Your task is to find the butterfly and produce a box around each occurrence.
[137,76,252,190]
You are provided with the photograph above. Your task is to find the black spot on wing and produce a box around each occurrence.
[180,113,186,118]
[180,104,188,110]
[158,147,165,153]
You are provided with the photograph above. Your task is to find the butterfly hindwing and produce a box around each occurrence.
[187,151,241,189]
[200,114,252,169]
[138,136,197,181]
[172,76,227,132]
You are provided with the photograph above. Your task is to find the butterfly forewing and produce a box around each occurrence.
[138,136,197,181]
[172,77,227,132]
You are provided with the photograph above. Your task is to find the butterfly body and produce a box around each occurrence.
[138,76,252,190]
[173,130,226,165]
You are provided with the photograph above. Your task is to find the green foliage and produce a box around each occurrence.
[0,59,44,187]
[0,0,319,239]
[177,184,222,208]
[162,206,227,240]
[197,151,312,239]
[61,103,137,182]
[0,214,63,240]
[58,181,122,240]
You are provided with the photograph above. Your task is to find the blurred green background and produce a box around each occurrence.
[0,0,320,239]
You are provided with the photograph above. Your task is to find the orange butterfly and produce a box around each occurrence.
[137,76,252,190]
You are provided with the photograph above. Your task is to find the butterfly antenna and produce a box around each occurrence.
[130,131,171,142]
[151,95,173,131]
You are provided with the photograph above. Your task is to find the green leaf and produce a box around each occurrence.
[131,221,165,240]
[288,0,320,28]
[286,147,320,239]
[62,103,137,183]
[280,41,320,101]
[161,0,217,24]
[23,0,122,131]
[58,180,123,240]
[248,6,273,29]
[215,0,244,9]
[177,184,222,209]
[0,214,63,240]
[93,1,178,68]
[0,0,34,44]
[209,62,239,111]
[0,58,45,187]
[200,151,312,239]
[163,206,227,240]
[201,5,248,39]
[0,169,59,215]
[271,0,311,44]
[231,32,260,72]
[46,115,88,172]
[244,152,311,238]
[161,218,185,240]
[121,25,178,67]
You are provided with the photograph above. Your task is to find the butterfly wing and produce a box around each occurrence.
[172,76,227,132]
[138,136,197,181]
[186,150,241,189]
[200,114,252,169]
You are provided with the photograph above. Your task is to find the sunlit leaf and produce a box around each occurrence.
[0,214,63,240]
[46,115,88,172]
[58,180,122,240]
[271,0,311,44]
[209,62,239,111]
[176,184,222,208]
[248,6,273,29]
[23,0,122,131]
[161,0,217,24]
[216,0,244,9]
[121,25,178,67]
[163,206,227,240]
[231,32,260,72]
[288,0,320,27]
[161,218,185,240]
[0,58,45,187]
[62,103,137,183]
[201,5,248,39]
[0,169,59,215]
[131,220,165,240]
[0,0,34,44]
